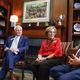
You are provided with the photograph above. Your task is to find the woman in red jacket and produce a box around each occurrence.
[32,26,62,80]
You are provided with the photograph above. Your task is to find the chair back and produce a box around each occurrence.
[61,42,72,56]
[60,42,72,64]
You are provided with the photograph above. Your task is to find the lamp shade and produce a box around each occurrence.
[10,15,18,22]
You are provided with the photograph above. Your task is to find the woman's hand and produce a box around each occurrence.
[35,57,46,63]
[36,54,44,62]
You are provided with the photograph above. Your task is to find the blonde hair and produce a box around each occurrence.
[45,26,57,35]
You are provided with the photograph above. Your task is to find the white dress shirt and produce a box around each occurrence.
[10,36,20,54]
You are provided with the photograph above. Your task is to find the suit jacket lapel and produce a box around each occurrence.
[9,36,15,47]
[18,36,23,48]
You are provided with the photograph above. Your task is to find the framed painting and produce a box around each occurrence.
[22,0,50,23]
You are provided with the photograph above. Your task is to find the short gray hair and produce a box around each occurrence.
[14,25,23,30]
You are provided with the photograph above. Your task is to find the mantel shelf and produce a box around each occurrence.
[73,8,80,11]
[22,23,65,30]
[0,15,6,20]
[0,25,6,28]
[73,21,80,23]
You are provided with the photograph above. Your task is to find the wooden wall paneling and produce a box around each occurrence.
[0,0,12,9]
[23,29,46,38]
[11,27,62,39]
[53,0,67,41]
[0,0,11,38]
[12,0,23,24]
[68,0,73,42]
[53,0,67,26]
[0,1,8,9]
[11,0,68,40]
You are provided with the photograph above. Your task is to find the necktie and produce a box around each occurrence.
[10,36,20,54]
[10,36,19,49]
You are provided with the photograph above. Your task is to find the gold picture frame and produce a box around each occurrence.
[22,0,50,23]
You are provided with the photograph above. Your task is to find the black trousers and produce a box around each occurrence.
[31,57,62,80]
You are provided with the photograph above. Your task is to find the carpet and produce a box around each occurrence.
[3,68,54,80]
[3,68,33,80]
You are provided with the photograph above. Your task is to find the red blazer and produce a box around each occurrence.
[38,38,62,57]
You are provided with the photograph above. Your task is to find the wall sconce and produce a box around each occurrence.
[10,15,18,27]
[57,14,65,26]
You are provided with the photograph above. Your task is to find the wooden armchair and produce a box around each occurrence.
[61,42,72,64]
[49,42,72,80]
[32,42,72,80]
[14,49,28,80]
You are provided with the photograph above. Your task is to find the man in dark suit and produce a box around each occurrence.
[0,25,29,79]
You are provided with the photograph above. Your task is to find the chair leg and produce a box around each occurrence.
[33,77,35,80]
[22,67,24,80]
[33,74,35,80]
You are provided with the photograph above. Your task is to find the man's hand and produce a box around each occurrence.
[68,56,74,65]
[10,48,19,54]
[68,54,80,66]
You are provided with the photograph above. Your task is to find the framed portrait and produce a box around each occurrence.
[22,0,50,23]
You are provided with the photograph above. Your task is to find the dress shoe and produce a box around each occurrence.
[10,73,16,80]
[6,71,11,78]
[5,71,16,80]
